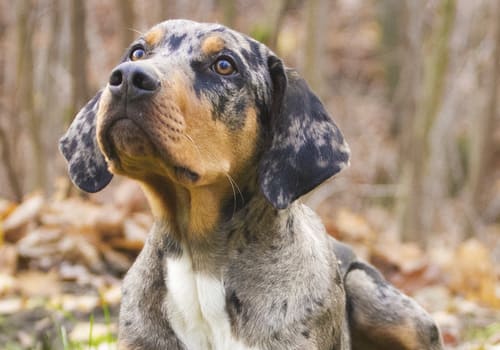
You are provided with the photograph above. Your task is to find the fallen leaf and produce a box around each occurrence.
[16,271,61,297]
[0,198,16,220]
[3,194,44,242]
[123,217,148,242]
[0,297,23,315]
[50,294,100,313]
[0,243,18,274]
[449,239,500,308]
[0,273,16,296]
[371,241,427,273]
[331,208,377,244]
[107,238,144,252]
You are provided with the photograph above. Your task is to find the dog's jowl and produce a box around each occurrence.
[60,19,443,350]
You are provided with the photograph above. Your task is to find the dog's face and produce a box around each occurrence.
[97,21,271,188]
[60,19,349,235]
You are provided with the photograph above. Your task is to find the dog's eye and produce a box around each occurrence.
[213,57,236,75]
[130,47,146,61]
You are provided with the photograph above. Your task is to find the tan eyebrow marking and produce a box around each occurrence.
[144,26,165,46]
[201,35,226,55]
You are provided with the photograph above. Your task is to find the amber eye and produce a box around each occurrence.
[130,47,146,61]
[213,57,236,75]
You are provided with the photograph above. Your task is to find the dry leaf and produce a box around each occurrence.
[0,273,16,296]
[123,217,148,242]
[449,239,500,308]
[330,208,376,244]
[108,238,144,252]
[95,205,126,237]
[0,244,18,274]
[16,271,61,297]
[0,298,23,315]
[0,198,16,220]
[3,194,44,242]
[372,242,427,274]
[41,198,103,233]
[50,294,100,313]
[17,228,63,258]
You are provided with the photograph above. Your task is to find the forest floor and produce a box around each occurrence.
[0,181,499,350]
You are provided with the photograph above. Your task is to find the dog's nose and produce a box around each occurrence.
[108,62,160,100]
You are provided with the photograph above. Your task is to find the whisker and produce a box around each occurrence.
[182,133,244,217]
[184,133,203,159]
[128,28,144,36]
[226,173,244,203]
[224,173,238,218]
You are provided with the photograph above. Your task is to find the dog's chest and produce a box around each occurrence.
[165,254,257,350]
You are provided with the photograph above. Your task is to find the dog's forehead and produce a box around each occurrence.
[142,19,268,63]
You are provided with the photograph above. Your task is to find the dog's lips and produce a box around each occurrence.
[101,116,201,183]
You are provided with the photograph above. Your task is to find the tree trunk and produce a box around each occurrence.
[378,0,406,136]
[399,0,455,243]
[268,0,291,52]
[17,0,46,193]
[117,0,136,49]
[303,0,329,98]
[43,0,62,195]
[69,0,89,123]
[217,0,237,28]
[467,1,500,232]
[158,0,169,22]
[0,2,22,201]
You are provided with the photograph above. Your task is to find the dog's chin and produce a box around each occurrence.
[103,118,201,184]
[108,119,155,159]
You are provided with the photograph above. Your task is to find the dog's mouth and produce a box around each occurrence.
[100,115,200,184]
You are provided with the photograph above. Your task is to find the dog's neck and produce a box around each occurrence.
[146,190,297,276]
[138,168,272,244]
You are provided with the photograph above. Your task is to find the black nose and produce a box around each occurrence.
[108,62,160,100]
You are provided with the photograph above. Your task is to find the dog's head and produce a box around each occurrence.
[60,20,349,230]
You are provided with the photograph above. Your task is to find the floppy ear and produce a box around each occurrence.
[259,56,350,209]
[59,91,113,192]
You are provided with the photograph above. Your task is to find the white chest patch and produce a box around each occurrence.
[165,254,258,350]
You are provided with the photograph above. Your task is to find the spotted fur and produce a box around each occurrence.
[59,90,113,192]
[60,19,443,350]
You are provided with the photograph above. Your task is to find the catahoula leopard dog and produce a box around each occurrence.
[60,19,443,350]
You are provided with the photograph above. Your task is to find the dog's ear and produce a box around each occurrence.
[59,91,113,192]
[259,56,350,209]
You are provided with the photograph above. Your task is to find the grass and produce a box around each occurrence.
[0,298,118,350]
[58,301,117,350]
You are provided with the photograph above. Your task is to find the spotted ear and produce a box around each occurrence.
[259,56,350,209]
[59,91,113,192]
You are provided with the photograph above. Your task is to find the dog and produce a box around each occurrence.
[60,19,443,350]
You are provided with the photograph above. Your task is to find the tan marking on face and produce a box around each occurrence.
[144,26,165,46]
[95,89,113,166]
[201,35,225,55]
[141,73,259,238]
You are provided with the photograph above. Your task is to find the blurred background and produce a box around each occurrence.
[0,0,499,349]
